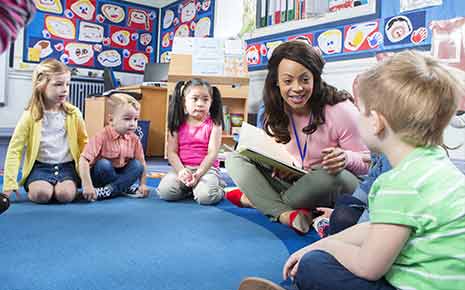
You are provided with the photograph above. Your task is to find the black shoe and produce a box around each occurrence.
[95,186,114,200]
[0,193,10,215]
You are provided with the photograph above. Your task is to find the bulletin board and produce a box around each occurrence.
[246,0,441,71]
[23,0,158,73]
[159,0,215,63]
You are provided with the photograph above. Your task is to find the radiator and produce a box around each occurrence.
[69,77,104,116]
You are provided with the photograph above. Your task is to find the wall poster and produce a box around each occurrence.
[159,0,215,63]
[24,0,159,73]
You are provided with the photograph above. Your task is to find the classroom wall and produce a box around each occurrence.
[0,0,242,129]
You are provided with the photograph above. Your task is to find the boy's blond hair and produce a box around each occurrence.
[27,58,71,121]
[107,93,140,115]
[358,50,463,147]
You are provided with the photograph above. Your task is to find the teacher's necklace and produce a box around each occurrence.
[290,116,308,170]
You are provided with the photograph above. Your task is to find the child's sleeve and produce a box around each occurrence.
[80,133,103,166]
[76,112,88,153]
[3,112,31,191]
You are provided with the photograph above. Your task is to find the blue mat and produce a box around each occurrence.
[0,177,318,290]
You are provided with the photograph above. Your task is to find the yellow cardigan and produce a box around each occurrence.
[3,104,89,192]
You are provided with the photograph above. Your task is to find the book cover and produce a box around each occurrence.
[236,123,307,176]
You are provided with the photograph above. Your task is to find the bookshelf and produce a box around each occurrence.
[165,53,249,157]
[249,0,377,39]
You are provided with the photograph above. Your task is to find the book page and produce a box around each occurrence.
[237,123,307,175]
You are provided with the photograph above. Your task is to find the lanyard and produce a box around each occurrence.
[290,116,308,170]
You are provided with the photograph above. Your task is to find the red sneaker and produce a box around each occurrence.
[288,209,311,235]
[225,188,244,208]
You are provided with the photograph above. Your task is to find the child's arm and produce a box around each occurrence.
[166,132,192,184]
[79,156,96,201]
[190,124,222,183]
[284,222,411,281]
[3,112,30,195]
[134,140,148,196]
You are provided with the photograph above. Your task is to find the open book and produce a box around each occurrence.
[236,123,307,176]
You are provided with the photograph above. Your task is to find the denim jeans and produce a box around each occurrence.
[291,250,396,290]
[91,159,143,193]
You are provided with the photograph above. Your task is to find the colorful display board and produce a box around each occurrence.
[159,0,215,63]
[24,0,159,73]
[246,10,428,71]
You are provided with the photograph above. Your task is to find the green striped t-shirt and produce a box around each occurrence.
[369,146,465,290]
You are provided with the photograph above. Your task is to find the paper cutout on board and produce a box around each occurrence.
[385,16,412,43]
[162,32,172,48]
[28,47,41,62]
[246,45,261,65]
[181,0,196,23]
[317,29,342,55]
[202,0,211,11]
[384,11,426,47]
[33,40,54,58]
[78,21,104,43]
[34,0,63,14]
[101,3,125,23]
[45,16,76,39]
[110,26,137,50]
[194,17,211,37]
[69,0,96,21]
[128,8,152,31]
[140,33,152,46]
[65,42,94,65]
[97,49,121,67]
[329,0,368,12]
[266,40,284,60]
[288,34,313,46]
[163,9,175,29]
[160,51,171,62]
[344,21,379,52]
[175,24,190,37]
[126,52,148,72]
[411,27,427,44]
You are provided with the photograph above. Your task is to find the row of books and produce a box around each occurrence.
[256,0,331,28]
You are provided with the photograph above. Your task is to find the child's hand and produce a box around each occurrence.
[185,171,202,187]
[4,190,21,200]
[321,147,347,175]
[82,186,97,202]
[177,168,193,186]
[139,184,149,197]
[315,207,334,219]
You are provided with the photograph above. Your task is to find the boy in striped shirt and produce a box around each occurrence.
[241,50,465,290]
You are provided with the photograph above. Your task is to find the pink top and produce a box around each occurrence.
[285,100,370,175]
[81,126,145,168]
[178,116,219,168]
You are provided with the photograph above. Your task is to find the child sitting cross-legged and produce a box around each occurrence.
[79,93,148,201]
[238,50,465,290]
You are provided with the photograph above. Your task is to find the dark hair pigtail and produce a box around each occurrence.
[168,80,187,135]
[209,86,224,126]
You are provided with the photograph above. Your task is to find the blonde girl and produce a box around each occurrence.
[3,58,88,204]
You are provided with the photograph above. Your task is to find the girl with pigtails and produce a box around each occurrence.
[157,79,225,205]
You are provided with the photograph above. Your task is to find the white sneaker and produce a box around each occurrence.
[122,184,144,198]
[95,185,113,200]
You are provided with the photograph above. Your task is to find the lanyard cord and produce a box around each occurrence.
[290,116,308,170]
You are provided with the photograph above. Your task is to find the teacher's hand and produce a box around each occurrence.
[321,147,347,175]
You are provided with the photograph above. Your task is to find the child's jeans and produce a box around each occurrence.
[291,250,396,290]
[91,159,143,194]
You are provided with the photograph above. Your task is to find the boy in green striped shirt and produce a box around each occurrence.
[239,50,465,290]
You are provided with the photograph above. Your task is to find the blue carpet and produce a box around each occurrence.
[0,176,318,290]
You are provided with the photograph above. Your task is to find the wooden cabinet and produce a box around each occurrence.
[165,54,249,157]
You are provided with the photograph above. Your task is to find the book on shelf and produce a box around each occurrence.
[236,122,307,176]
